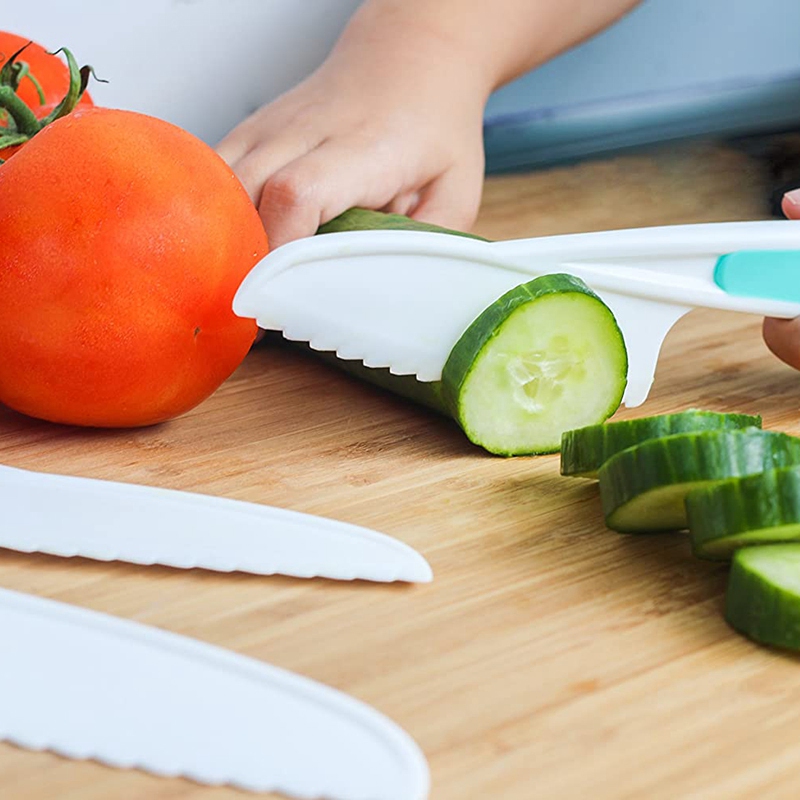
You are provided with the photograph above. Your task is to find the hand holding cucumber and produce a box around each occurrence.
[216,0,800,377]
[762,188,800,371]
[216,0,643,248]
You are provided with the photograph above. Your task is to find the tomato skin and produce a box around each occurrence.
[0,107,267,427]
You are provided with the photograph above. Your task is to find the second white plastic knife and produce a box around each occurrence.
[0,464,432,583]
[0,586,430,799]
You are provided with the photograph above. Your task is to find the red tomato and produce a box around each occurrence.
[0,107,268,427]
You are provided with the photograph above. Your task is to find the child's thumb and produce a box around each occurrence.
[763,316,800,371]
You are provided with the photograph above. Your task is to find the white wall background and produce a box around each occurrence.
[488,0,800,118]
[4,0,362,145]
[10,1,800,165]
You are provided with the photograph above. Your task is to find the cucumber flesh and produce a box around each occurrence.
[688,466,800,559]
[598,429,800,533]
[442,274,627,455]
[725,544,800,650]
[607,481,717,532]
[315,210,628,456]
[561,410,762,479]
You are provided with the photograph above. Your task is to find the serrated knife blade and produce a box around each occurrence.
[0,587,430,799]
[0,464,432,583]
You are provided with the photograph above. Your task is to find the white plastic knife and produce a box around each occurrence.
[0,586,430,799]
[0,464,432,584]
[232,221,800,408]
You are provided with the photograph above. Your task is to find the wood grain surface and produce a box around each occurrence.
[3,139,800,800]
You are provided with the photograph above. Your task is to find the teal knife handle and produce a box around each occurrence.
[714,251,800,303]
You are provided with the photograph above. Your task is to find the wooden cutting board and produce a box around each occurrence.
[3,140,800,800]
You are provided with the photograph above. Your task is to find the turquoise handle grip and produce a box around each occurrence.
[715,251,800,303]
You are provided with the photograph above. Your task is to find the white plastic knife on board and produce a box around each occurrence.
[0,586,430,799]
[0,464,432,584]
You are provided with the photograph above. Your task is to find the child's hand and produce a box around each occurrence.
[762,191,800,369]
[216,12,489,249]
[216,0,643,249]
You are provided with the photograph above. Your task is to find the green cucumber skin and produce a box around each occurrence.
[318,207,489,241]
[726,545,800,651]
[688,466,800,560]
[441,273,627,456]
[599,429,800,533]
[560,410,762,479]
[260,327,450,416]
[313,208,480,420]
[309,349,449,416]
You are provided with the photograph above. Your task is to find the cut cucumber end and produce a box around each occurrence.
[697,523,800,560]
[444,275,627,456]
[726,544,800,650]
[606,481,713,533]
[561,410,762,479]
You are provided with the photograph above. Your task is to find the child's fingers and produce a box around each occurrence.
[767,194,800,370]
[761,194,800,370]
[215,129,253,168]
[763,316,800,370]
[410,165,484,232]
[783,191,800,219]
[228,133,323,205]
[216,96,313,167]
[384,191,421,217]
[256,139,408,248]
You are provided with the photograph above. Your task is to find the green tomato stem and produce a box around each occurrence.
[17,64,46,106]
[39,48,87,126]
[0,46,94,153]
[0,132,30,148]
[0,86,41,136]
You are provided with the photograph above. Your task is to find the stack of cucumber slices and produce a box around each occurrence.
[562,410,800,652]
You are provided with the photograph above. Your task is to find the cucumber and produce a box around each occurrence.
[301,348,450,416]
[440,273,626,455]
[315,208,482,418]
[314,209,628,456]
[725,544,800,651]
[318,207,489,241]
[687,466,800,559]
[598,428,800,533]
[561,410,762,479]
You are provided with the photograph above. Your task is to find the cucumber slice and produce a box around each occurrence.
[598,429,800,533]
[688,466,800,559]
[441,273,627,455]
[314,209,628,456]
[725,544,800,651]
[561,410,762,479]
